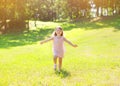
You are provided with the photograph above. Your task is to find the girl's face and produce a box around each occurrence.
[55,28,63,36]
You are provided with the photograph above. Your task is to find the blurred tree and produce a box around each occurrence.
[67,0,90,20]
[0,0,119,34]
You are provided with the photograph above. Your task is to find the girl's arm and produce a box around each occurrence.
[40,37,53,44]
[63,37,78,47]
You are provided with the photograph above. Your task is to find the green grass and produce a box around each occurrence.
[0,16,120,86]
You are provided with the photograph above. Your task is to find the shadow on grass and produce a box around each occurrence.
[55,69,71,78]
[0,29,54,48]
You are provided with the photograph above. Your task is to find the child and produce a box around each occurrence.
[40,26,77,72]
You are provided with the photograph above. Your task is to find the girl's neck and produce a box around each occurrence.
[56,35,61,37]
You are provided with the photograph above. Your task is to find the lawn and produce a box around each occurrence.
[0,16,120,86]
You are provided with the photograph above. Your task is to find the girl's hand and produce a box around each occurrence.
[73,44,78,47]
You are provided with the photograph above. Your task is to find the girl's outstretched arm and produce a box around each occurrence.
[40,37,53,44]
[63,37,78,47]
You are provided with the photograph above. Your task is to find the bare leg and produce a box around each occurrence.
[54,56,57,64]
[53,56,57,70]
[58,57,62,71]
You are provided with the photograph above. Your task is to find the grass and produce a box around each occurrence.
[0,15,120,86]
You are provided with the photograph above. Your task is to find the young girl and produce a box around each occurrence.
[40,26,77,72]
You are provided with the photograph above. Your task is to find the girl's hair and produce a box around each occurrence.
[53,26,63,36]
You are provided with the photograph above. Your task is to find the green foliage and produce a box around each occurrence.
[0,0,120,21]
[0,0,120,33]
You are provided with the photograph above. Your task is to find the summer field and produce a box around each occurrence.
[0,16,120,86]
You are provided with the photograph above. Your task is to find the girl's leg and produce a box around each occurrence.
[54,56,57,64]
[53,56,57,70]
[58,57,62,71]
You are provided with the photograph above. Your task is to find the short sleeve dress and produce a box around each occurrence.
[53,36,64,58]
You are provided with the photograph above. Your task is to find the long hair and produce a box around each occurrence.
[53,26,63,36]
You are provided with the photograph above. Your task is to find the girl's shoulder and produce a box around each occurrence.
[63,36,66,39]
[51,36,54,39]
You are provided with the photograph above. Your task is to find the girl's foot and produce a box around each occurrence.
[58,68,61,72]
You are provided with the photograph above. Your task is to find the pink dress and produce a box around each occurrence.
[53,36,64,58]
